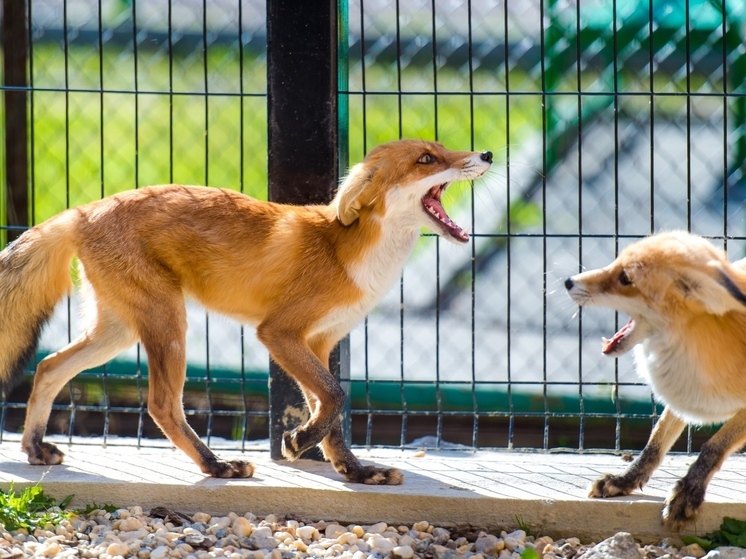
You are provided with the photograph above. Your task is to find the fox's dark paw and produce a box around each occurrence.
[282,428,319,461]
[206,459,254,479]
[663,478,705,530]
[588,473,640,498]
[25,441,65,466]
[344,465,403,485]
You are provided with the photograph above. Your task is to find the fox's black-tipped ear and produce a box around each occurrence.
[334,163,373,226]
[681,261,746,314]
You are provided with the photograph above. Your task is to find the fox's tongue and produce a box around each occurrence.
[602,318,635,355]
[422,187,468,243]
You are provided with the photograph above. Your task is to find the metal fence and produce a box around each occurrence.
[1,0,745,456]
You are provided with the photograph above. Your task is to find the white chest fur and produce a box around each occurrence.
[309,224,420,339]
[635,339,744,424]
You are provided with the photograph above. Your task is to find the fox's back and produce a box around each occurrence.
[72,185,357,325]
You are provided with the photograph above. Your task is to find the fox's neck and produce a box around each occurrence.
[342,215,420,302]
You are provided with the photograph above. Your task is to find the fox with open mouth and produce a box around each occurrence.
[566,230,746,529]
[0,139,492,484]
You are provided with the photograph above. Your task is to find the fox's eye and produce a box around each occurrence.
[417,153,435,164]
[619,271,632,286]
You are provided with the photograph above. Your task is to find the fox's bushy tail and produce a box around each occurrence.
[0,211,79,393]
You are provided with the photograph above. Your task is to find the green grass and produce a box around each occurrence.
[2,43,542,231]
[0,483,73,532]
[683,517,746,551]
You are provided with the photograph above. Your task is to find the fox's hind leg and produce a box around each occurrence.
[136,296,253,478]
[21,305,138,465]
[589,406,685,499]
[664,408,746,529]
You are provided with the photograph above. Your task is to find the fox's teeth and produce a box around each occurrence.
[602,337,609,344]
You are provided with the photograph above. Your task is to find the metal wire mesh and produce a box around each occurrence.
[1,0,745,455]
[345,0,746,453]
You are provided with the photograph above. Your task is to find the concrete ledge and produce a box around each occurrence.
[1,437,746,543]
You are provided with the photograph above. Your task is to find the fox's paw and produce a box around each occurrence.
[25,441,65,466]
[206,459,254,479]
[344,465,403,485]
[588,473,640,498]
[281,428,319,461]
[662,478,705,530]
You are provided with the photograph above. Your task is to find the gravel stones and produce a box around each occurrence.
[1,509,745,559]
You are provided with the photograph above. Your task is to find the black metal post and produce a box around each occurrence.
[266,0,350,460]
[2,0,29,244]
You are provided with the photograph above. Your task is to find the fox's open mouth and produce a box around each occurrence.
[602,317,636,355]
[422,183,469,243]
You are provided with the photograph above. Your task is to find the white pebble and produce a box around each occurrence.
[39,541,62,557]
[365,522,387,535]
[392,545,415,559]
[296,526,318,540]
[336,532,358,546]
[325,524,345,539]
[368,534,395,551]
[119,516,143,532]
[192,512,211,524]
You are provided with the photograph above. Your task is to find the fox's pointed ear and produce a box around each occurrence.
[334,163,373,226]
[681,261,746,315]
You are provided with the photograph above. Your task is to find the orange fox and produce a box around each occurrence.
[0,139,493,483]
[566,231,746,528]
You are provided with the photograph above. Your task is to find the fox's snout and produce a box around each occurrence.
[564,277,575,291]
[479,151,493,164]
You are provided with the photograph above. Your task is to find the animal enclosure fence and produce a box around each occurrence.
[1,0,745,457]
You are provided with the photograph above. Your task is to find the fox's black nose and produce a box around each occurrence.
[480,151,493,163]
[564,278,574,290]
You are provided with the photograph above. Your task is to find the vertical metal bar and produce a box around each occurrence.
[202,0,214,447]
[132,0,139,189]
[540,0,549,451]
[612,0,622,451]
[0,0,29,440]
[648,0,655,235]
[2,0,29,245]
[431,0,442,449]
[63,0,76,443]
[358,0,373,448]
[97,0,111,446]
[575,0,584,451]
[337,0,350,447]
[467,0,478,450]
[721,0,727,241]
[238,0,248,450]
[395,0,406,448]
[685,0,691,233]
[266,0,346,460]
[504,0,514,451]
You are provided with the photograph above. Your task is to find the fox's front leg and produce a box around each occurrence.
[664,408,746,530]
[298,379,402,485]
[590,407,685,498]
[320,420,402,485]
[258,324,346,460]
